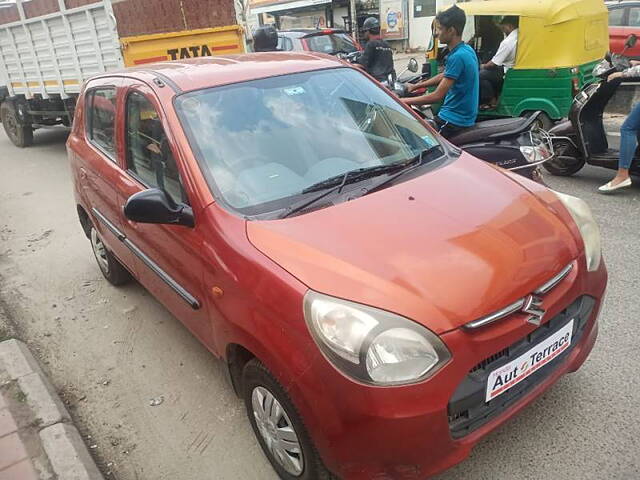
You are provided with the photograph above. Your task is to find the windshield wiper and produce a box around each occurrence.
[281,148,440,219]
[280,169,357,219]
[361,145,444,196]
[302,161,419,194]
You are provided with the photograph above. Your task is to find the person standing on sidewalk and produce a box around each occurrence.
[401,5,479,139]
[599,61,640,193]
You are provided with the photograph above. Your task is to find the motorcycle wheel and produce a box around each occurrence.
[543,140,586,176]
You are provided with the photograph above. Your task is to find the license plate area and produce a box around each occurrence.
[486,320,574,402]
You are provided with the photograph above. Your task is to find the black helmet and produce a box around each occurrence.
[253,25,278,52]
[362,17,380,33]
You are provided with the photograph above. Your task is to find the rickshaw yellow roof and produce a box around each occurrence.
[460,0,608,69]
[460,0,607,25]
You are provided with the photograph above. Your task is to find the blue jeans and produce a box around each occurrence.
[619,102,640,169]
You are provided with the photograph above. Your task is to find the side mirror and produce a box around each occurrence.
[408,58,419,73]
[625,34,638,49]
[124,188,194,228]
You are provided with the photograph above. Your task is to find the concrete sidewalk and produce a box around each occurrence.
[0,339,103,480]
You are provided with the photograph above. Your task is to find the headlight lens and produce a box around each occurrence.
[553,191,602,271]
[304,291,450,385]
[520,139,552,163]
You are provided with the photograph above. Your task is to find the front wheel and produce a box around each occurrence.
[242,359,334,480]
[543,140,586,176]
[0,101,33,148]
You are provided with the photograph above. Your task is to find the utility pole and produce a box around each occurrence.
[350,0,358,42]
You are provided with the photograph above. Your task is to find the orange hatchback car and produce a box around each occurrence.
[68,53,607,479]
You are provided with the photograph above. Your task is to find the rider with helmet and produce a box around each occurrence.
[356,17,396,82]
[252,25,279,52]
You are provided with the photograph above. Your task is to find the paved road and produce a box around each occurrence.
[0,127,638,480]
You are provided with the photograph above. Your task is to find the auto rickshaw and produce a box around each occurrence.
[424,0,609,127]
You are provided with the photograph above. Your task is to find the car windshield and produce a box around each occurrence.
[175,68,442,216]
[305,33,358,54]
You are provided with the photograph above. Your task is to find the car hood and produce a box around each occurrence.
[247,154,579,333]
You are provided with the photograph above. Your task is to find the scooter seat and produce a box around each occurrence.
[447,116,534,145]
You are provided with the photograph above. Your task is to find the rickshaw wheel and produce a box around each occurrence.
[525,111,554,131]
[544,140,585,176]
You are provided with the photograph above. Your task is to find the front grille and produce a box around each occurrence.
[448,296,595,439]
[469,348,508,373]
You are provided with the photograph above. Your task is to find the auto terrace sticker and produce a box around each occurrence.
[486,320,574,402]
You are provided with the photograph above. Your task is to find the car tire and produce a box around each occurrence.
[242,359,335,480]
[0,101,33,148]
[543,140,586,176]
[89,225,131,286]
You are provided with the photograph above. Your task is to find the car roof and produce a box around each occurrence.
[91,53,345,93]
[279,28,346,37]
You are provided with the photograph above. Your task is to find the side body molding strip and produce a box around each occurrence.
[92,208,201,310]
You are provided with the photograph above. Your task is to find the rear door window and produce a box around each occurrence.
[86,88,117,159]
[608,7,626,27]
[125,92,187,205]
[277,36,294,51]
[628,7,640,27]
[305,33,357,54]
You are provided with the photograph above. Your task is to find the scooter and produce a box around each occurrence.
[394,59,554,183]
[545,34,640,176]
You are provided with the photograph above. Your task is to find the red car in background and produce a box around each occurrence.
[607,0,640,56]
[277,28,362,55]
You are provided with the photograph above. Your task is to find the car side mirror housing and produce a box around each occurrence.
[408,58,419,73]
[626,34,638,49]
[124,188,194,228]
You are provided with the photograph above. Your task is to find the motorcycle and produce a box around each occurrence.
[394,59,554,183]
[545,34,639,177]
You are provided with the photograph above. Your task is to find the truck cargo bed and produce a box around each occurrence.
[0,0,122,99]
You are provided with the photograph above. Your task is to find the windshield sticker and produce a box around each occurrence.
[283,86,305,96]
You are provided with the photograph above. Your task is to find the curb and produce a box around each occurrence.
[0,339,104,480]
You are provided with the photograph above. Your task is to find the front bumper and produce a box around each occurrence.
[290,261,607,480]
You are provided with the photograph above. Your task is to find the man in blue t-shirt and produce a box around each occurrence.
[402,5,479,139]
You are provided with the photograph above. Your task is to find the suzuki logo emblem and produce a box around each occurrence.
[522,295,545,326]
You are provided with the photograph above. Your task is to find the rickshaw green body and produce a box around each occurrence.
[425,0,609,121]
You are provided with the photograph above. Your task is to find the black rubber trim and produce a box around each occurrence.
[91,208,200,310]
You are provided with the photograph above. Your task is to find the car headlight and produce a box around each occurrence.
[303,291,450,385]
[553,191,602,271]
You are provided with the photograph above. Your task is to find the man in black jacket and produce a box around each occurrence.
[356,17,396,82]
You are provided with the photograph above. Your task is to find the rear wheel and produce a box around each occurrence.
[543,140,586,176]
[89,225,131,286]
[0,101,33,148]
[242,359,334,480]
[525,111,554,131]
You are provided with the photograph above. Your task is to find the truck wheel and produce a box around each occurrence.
[544,140,585,176]
[0,101,33,148]
[89,225,131,286]
[242,359,335,480]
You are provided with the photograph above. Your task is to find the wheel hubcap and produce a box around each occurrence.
[252,386,304,476]
[90,228,110,275]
